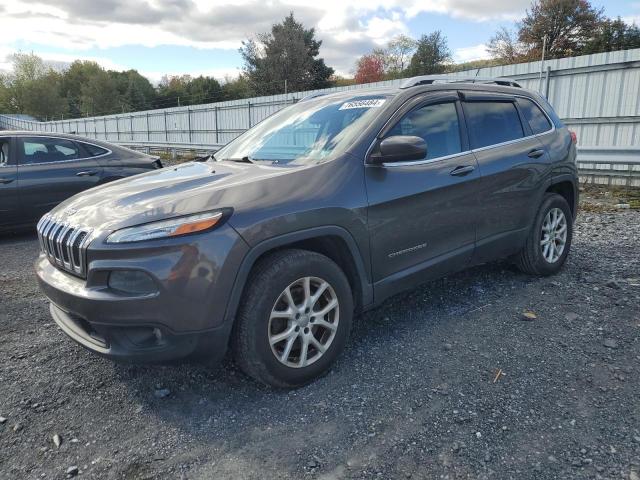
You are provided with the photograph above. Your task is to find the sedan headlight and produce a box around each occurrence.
[106,211,224,243]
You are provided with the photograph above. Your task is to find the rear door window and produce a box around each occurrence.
[464,101,524,149]
[20,137,82,164]
[386,102,462,160]
[517,97,553,134]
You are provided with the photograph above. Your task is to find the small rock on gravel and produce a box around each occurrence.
[603,338,618,349]
[0,416,6,424]
[606,279,622,289]
[521,311,537,321]
[154,388,171,398]
[66,466,79,477]
[53,433,62,448]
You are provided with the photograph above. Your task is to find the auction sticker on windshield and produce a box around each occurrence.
[339,99,386,110]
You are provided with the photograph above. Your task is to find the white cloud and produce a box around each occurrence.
[0,0,532,77]
[141,67,242,85]
[453,44,490,63]
[623,15,640,26]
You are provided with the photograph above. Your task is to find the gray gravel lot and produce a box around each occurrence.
[1,200,639,480]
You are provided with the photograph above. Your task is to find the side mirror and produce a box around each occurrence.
[368,135,427,165]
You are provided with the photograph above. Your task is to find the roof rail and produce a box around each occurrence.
[299,92,329,102]
[400,75,521,89]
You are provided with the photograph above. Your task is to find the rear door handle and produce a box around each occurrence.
[76,171,98,177]
[449,165,475,177]
[527,149,545,159]
[0,177,14,184]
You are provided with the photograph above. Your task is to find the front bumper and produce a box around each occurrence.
[36,224,249,362]
[49,302,211,362]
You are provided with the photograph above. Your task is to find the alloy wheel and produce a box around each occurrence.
[268,276,339,368]
[540,207,567,263]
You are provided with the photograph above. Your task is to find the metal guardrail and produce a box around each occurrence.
[577,156,640,187]
[120,141,224,158]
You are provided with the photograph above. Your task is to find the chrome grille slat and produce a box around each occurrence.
[37,214,91,278]
[57,225,71,267]
[42,219,56,256]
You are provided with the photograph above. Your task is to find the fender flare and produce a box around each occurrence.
[222,225,372,325]
[549,173,579,218]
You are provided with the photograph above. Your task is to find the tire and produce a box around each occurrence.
[515,193,573,276]
[232,249,353,388]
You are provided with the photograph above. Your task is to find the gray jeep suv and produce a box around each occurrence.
[36,76,578,387]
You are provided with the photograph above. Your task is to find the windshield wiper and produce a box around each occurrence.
[193,154,215,162]
[223,156,253,163]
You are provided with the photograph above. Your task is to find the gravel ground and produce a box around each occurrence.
[1,195,639,480]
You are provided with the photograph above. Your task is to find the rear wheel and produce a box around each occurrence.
[232,249,353,388]
[515,193,573,275]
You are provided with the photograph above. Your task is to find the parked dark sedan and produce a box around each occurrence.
[0,132,162,231]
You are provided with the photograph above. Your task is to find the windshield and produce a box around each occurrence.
[214,94,392,166]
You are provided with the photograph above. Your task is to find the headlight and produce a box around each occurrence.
[106,211,223,243]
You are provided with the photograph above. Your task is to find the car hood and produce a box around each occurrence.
[49,160,291,232]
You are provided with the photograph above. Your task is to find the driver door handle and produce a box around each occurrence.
[449,165,475,177]
[0,177,14,184]
[76,171,98,177]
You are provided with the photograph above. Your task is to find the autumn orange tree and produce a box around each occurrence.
[354,54,385,84]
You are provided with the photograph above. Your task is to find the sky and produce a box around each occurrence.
[0,0,638,83]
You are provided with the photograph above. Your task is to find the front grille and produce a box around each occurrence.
[37,215,92,278]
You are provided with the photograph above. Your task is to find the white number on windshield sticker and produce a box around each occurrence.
[339,99,386,110]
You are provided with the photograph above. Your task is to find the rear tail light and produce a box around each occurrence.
[569,130,577,144]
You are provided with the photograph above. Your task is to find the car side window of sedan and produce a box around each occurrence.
[21,137,82,165]
[78,142,109,157]
[0,139,9,166]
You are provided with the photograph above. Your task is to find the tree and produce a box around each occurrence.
[0,74,10,113]
[221,75,253,100]
[4,53,67,120]
[61,61,105,116]
[110,70,157,111]
[185,76,223,105]
[354,54,385,84]
[519,0,603,59]
[240,13,334,95]
[156,75,190,107]
[583,17,640,54]
[487,26,531,63]
[383,35,418,76]
[407,31,451,75]
[80,69,120,116]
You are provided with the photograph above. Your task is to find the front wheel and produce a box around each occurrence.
[232,249,353,388]
[515,193,573,276]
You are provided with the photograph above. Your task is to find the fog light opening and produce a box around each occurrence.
[108,270,157,296]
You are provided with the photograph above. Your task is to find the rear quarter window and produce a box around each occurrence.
[517,98,553,135]
[80,143,109,157]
